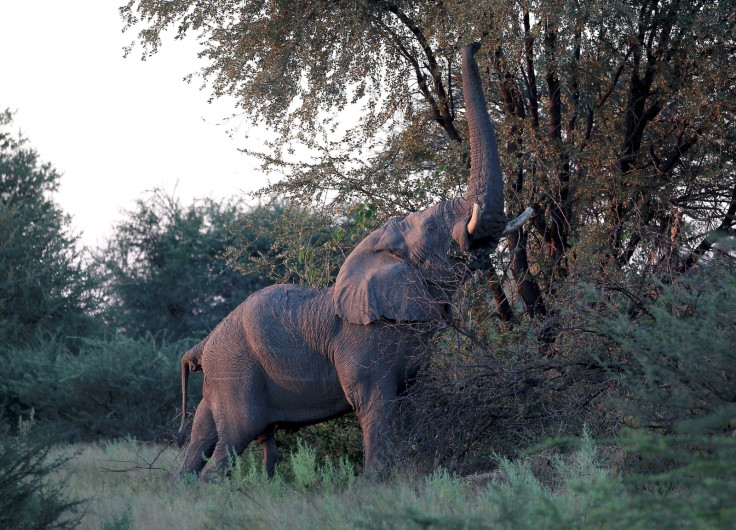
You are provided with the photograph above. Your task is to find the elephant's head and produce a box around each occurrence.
[334,43,527,325]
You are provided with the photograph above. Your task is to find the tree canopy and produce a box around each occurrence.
[123,0,736,330]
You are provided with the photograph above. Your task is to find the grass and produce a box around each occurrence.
[42,426,734,529]
[48,433,636,530]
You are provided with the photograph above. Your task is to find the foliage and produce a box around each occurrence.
[272,414,364,473]
[381,276,608,473]
[229,438,357,494]
[591,258,736,528]
[602,266,736,434]
[95,189,271,341]
[0,109,98,349]
[0,420,81,529]
[227,200,377,288]
[46,435,625,529]
[1,335,195,442]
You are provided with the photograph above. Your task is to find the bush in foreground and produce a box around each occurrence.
[0,420,81,529]
[593,263,736,528]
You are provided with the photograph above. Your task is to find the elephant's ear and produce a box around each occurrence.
[334,224,443,325]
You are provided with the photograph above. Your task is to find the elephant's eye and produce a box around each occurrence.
[427,222,437,231]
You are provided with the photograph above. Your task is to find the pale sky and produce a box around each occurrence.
[0,0,269,249]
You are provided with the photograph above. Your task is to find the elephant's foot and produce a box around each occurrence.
[198,464,226,483]
[170,466,196,484]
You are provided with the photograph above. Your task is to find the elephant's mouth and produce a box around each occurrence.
[447,239,496,271]
[420,252,472,290]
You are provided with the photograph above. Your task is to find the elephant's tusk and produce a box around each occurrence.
[467,202,481,235]
[501,207,534,236]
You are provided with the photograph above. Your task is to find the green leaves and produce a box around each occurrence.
[226,201,373,288]
[2,335,193,442]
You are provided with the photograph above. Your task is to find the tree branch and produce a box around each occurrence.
[371,0,460,142]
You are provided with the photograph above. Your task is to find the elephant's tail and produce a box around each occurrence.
[177,338,206,447]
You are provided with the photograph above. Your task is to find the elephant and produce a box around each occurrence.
[173,43,532,482]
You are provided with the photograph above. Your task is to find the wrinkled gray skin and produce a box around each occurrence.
[174,44,523,482]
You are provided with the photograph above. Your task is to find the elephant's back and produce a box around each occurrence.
[245,283,328,309]
[202,284,327,364]
[239,283,334,326]
[234,283,338,363]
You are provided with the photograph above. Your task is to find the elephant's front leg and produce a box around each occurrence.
[172,399,217,482]
[353,378,399,475]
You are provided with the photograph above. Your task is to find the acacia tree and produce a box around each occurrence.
[121,0,736,328]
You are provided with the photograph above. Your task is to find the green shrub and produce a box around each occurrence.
[289,439,319,492]
[228,447,269,489]
[229,438,356,494]
[318,454,356,494]
[601,269,736,435]
[360,433,621,529]
[273,413,363,471]
[1,335,197,441]
[485,430,621,529]
[592,265,736,529]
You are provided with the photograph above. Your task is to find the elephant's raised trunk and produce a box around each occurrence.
[462,43,507,243]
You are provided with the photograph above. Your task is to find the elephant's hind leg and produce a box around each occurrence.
[199,420,269,482]
[172,399,217,481]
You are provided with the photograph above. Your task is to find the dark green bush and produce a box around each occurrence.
[602,270,736,434]
[1,336,198,442]
[274,414,363,470]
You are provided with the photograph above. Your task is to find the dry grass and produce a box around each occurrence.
[50,438,478,529]
[46,434,628,529]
